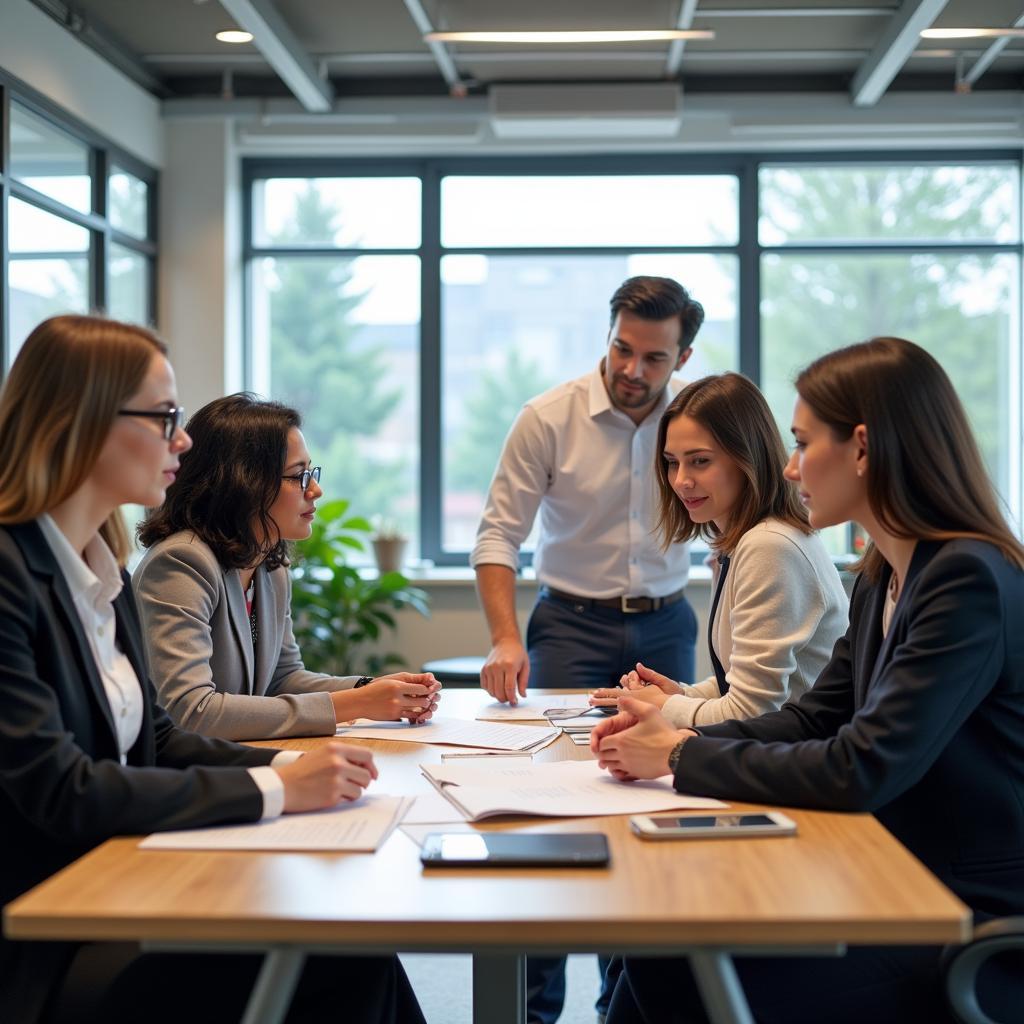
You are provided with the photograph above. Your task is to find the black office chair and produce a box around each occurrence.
[421,655,487,688]
[944,917,1024,1024]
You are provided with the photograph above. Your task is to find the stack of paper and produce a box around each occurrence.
[421,758,727,821]
[140,795,412,852]
[337,716,559,752]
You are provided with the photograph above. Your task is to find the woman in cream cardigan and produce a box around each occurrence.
[134,394,440,741]
[591,372,847,727]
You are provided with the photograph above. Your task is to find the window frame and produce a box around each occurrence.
[243,150,1024,568]
[0,71,159,370]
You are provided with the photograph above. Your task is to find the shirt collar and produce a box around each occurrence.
[587,358,677,425]
[37,514,124,606]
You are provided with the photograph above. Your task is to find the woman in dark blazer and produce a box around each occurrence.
[133,394,440,742]
[0,315,424,1024]
[591,337,1024,1024]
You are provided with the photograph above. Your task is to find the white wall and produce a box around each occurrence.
[158,119,244,411]
[0,0,162,167]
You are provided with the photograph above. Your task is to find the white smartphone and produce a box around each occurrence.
[629,811,797,840]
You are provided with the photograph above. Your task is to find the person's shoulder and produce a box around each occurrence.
[525,369,592,416]
[924,537,1022,589]
[735,519,812,559]
[134,530,220,580]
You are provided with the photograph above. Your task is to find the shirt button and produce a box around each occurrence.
[97,626,104,637]
[120,706,127,717]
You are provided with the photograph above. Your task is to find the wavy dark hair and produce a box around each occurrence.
[138,393,300,570]
[655,373,809,554]
[796,336,1024,580]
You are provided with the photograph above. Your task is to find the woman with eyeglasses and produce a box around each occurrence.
[587,373,848,728]
[134,393,440,741]
[593,338,1024,1024]
[0,315,425,1024]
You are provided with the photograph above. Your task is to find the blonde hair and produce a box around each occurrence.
[0,315,167,565]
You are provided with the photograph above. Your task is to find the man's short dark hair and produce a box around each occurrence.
[609,276,705,351]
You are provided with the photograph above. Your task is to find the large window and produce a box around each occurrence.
[0,86,158,370]
[245,155,1023,566]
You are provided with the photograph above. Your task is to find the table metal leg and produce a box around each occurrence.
[240,948,306,1024]
[473,954,525,1024]
[689,951,756,1024]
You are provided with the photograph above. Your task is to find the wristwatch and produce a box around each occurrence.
[354,676,373,688]
[667,738,687,774]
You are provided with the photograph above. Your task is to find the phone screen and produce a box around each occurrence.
[651,814,778,829]
[423,832,610,866]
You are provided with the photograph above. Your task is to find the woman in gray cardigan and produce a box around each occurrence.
[134,394,440,741]
[591,373,847,726]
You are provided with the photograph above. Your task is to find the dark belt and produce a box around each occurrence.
[542,586,687,615]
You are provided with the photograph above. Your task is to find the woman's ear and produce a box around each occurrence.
[853,424,868,478]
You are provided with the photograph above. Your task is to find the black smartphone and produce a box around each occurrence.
[420,832,610,868]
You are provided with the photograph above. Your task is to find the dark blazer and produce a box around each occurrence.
[0,521,279,1022]
[675,538,1024,920]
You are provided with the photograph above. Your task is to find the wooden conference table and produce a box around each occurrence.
[5,690,970,1024]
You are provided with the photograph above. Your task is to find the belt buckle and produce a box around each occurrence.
[620,596,644,614]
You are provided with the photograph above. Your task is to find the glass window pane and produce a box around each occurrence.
[7,198,90,366]
[109,243,149,323]
[442,175,738,248]
[251,254,420,554]
[253,178,421,248]
[10,103,91,214]
[109,167,149,238]
[441,253,738,552]
[761,251,1020,552]
[759,164,1020,245]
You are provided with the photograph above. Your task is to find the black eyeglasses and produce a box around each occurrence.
[282,466,322,492]
[117,406,186,441]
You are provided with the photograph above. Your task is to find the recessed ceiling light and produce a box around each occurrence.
[216,29,254,44]
[920,27,1024,39]
[424,29,715,45]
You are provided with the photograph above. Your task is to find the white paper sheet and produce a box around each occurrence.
[400,791,469,824]
[421,759,727,821]
[139,795,412,852]
[337,716,558,752]
[400,822,476,848]
[475,695,594,722]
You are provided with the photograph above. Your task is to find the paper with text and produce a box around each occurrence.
[139,795,411,852]
[337,716,558,751]
[421,759,727,821]
[475,695,594,722]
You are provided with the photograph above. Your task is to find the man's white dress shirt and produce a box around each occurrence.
[37,515,299,818]
[471,362,690,598]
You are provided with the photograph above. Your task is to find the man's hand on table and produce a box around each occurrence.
[276,741,378,811]
[481,638,530,705]
[591,697,693,782]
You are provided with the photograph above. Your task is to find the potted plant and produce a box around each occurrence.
[289,499,429,676]
[370,516,408,575]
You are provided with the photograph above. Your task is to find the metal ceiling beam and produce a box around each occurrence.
[850,0,949,106]
[401,0,463,94]
[666,0,700,77]
[965,13,1024,87]
[217,0,332,112]
[695,5,896,15]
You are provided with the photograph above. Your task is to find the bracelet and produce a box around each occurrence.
[354,676,373,688]
[667,738,687,774]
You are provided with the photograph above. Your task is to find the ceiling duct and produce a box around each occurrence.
[489,83,682,139]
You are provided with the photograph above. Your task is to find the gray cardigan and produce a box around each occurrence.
[132,531,357,740]
[662,519,849,729]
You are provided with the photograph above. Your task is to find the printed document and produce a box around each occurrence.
[421,759,727,821]
[139,795,411,852]
[476,695,595,722]
[337,716,558,751]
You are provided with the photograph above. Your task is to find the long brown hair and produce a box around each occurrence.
[0,314,167,565]
[795,336,1024,579]
[655,373,809,554]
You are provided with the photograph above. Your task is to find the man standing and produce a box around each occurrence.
[472,275,704,702]
[470,276,704,1024]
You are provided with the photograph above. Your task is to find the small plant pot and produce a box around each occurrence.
[372,537,407,575]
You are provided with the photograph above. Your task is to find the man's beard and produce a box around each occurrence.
[610,374,652,409]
